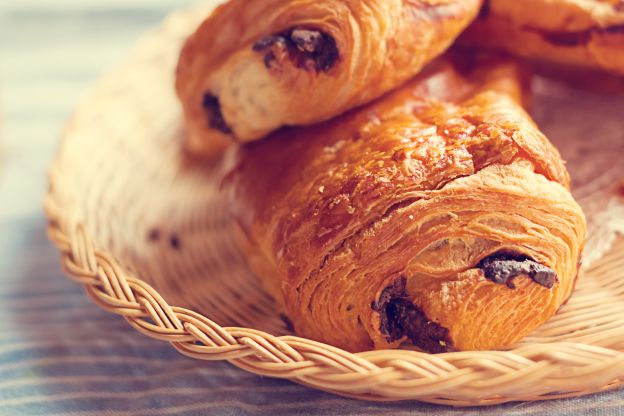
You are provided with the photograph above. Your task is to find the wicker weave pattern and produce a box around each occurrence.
[44,210,624,405]
[44,4,624,406]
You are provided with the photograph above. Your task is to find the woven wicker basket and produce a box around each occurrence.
[45,5,624,406]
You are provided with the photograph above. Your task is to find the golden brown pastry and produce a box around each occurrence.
[176,0,482,156]
[461,0,624,76]
[222,54,586,353]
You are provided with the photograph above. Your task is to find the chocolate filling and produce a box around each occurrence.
[202,94,232,134]
[279,313,294,332]
[372,277,453,353]
[478,252,557,289]
[528,24,624,47]
[252,28,339,72]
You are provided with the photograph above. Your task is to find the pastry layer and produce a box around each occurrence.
[223,53,586,352]
[461,0,624,76]
[176,0,482,156]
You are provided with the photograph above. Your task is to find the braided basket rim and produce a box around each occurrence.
[43,5,624,406]
[43,204,624,406]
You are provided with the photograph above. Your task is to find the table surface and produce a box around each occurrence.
[1,1,623,415]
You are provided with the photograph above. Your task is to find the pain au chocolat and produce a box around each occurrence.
[222,53,586,353]
[176,0,482,156]
[462,0,624,76]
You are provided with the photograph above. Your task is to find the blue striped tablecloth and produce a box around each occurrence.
[1,2,623,414]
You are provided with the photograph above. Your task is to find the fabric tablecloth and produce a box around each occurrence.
[1,1,623,414]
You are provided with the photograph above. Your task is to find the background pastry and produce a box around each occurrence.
[176,0,482,156]
[223,54,586,353]
[461,0,624,76]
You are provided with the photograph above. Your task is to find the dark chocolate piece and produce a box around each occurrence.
[201,94,232,134]
[169,234,181,250]
[252,35,286,51]
[478,252,556,289]
[252,35,285,69]
[372,277,453,353]
[252,28,339,72]
[291,29,327,55]
[279,313,294,332]
[527,24,624,47]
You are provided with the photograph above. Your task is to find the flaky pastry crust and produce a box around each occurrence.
[223,54,586,353]
[461,0,624,76]
[176,0,482,156]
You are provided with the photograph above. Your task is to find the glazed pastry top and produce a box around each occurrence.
[225,54,569,293]
[176,0,482,154]
[224,53,585,352]
[485,0,624,30]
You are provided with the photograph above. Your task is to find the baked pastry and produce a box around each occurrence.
[176,0,482,156]
[461,0,624,76]
[222,54,586,353]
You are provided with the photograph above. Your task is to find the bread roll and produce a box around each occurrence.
[176,0,482,156]
[461,0,624,76]
[223,54,586,352]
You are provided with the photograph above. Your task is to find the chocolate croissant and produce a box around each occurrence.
[223,54,586,353]
[461,0,624,76]
[176,0,482,156]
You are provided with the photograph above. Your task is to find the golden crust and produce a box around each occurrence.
[222,54,586,352]
[461,0,624,76]
[176,0,482,156]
